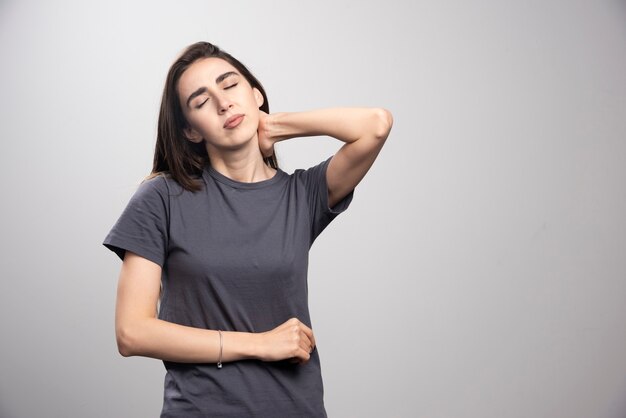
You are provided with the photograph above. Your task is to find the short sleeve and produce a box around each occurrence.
[102,176,170,268]
[297,155,354,244]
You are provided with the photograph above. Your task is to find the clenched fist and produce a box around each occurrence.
[255,317,316,365]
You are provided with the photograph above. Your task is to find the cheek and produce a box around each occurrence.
[198,113,221,132]
[246,111,260,131]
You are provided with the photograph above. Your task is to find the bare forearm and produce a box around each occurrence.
[117,318,258,364]
[267,107,391,144]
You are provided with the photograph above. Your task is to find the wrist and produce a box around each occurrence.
[244,331,265,360]
[222,331,261,362]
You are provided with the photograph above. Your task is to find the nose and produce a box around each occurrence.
[217,93,233,114]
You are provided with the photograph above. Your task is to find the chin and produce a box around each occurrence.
[216,133,259,152]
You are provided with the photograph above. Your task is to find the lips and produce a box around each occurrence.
[223,114,245,129]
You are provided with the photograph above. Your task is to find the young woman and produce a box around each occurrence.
[103,41,392,417]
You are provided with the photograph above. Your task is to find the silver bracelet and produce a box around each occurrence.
[217,330,223,369]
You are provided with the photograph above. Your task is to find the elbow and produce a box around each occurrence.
[116,323,139,358]
[372,108,393,141]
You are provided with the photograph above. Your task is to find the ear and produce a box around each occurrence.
[253,87,264,108]
[183,126,204,143]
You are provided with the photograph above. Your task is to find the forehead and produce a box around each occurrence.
[177,57,238,96]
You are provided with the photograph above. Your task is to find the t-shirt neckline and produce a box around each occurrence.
[205,164,286,189]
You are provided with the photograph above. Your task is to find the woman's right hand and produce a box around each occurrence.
[255,317,316,365]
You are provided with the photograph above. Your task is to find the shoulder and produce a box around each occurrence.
[137,172,191,198]
[135,173,170,197]
[289,156,333,191]
[125,174,180,212]
[291,156,333,180]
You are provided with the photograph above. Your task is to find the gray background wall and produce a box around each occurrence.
[1,0,625,417]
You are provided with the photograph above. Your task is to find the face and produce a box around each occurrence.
[177,57,264,152]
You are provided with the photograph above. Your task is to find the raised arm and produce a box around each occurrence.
[115,251,316,365]
[260,107,393,207]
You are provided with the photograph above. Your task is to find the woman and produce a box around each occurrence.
[103,41,392,417]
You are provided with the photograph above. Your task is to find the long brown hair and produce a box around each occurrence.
[147,41,278,192]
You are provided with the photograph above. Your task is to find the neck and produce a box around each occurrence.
[205,139,275,183]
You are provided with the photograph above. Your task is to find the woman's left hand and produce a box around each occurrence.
[257,111,275,158]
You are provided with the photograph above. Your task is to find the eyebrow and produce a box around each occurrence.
[185,71,240,108]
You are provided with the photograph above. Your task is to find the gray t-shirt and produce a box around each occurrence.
[103,156,353,418]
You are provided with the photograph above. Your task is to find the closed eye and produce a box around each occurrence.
[195,83,238,108]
